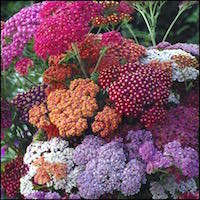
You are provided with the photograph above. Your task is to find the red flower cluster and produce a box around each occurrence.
[99,62,172,128]
[1,156,28,198]
[42,123,60,139]
[178,191,199,199]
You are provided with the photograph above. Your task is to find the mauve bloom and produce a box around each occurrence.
[69,193,81,199]
[15,58,33,76]
[26,191,61,199]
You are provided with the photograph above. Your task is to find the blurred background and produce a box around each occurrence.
[1,0,199,45]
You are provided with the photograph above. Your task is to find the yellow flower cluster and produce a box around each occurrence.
[92,106,122,138]
[28,103,50,129]
[47,79,99,137]
[172,54,199,69]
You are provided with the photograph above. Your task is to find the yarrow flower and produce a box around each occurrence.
[20,138,83,198]
[101,31,123,46]
[15,58,33,76]
[99,62,171,128]
[1,2,45,70]
[26,191,61,200]
[1,156,28,198]
[92,106,122,138]
[11,84,47,122]
[47,79,99,137]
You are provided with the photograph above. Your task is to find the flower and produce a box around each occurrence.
[45,82,67,96]
[26,191,61,199]
[1,2,45,70]
[150,106,199,150]
[92,106,122,138]
[47,79,99,137]
[116,1,134,14]
[15,58,33,76]
[101,31,123,46]
[11,84,47,122]
[21,138,83,197]
[69,193,81,199]
[1,99,12,129]
[1,156,28,198]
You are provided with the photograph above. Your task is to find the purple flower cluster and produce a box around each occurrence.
[75,135,147,199]
[150,106,199,150]
[11,84,46,122]
[164,141,199,178]
[153,42,199,56]
[26,191,61,199]
[1,3,45,70]
[1,99,12,129]
[139,140,199,178]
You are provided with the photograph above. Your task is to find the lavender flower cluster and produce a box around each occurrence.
[139,140,199,178]
[1,2,45,70]
[11,84,46,122]
[74,134,149,199]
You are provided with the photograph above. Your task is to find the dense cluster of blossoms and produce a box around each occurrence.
[34,1,103,59]
[99,61,172,128]
[154,41,199,56]
[150,175,198,199]
[1,156,28,198]
[141,49,199,82]
[92,1,134,27]
[47,79,99,137]
[92,106,122,138]
[20,138,83,198]
[1,2,45,70]
[150,106,199,150]
[74,135,146,199]
[15,58,34,76]
[11,84,47,122]
[139,140,199,178]
[1,99,12,129]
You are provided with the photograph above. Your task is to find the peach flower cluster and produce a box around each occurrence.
[47,79,99,137]
[28,103,50,129]
[33,156,67,185]
[92,106,122,138]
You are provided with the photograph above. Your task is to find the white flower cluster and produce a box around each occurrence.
[150,176,198,199]
[140,49,199,82]
[20,138,84,197]
[168,90,180,104]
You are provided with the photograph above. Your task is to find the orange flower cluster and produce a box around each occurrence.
[43,65,72,85]
[33,157,67,185]
[28,103,50,129]
[98,39,146,71]
[172,54,199,69]
[92,106,122,138]
[45,82,67,97]
[48,54,66,66]
[47,79,99,137]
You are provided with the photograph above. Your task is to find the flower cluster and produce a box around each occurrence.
[15,58,34,76]
[92,106,122,138]
[20,138,83,198]
[34,1,102,59]
[92,1,134,27]
[47,79,99,137]
[1,99,12,129]
[99,62,171,128]
[101,31,123,46]
[150,106,199,150]
[75,135,146,199]
[1,156,28,198]
[28,102,50,129]
[141,49,199,82]
[1,2,45,70]
[11,84,47,122]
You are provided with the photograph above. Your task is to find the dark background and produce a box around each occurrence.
[1,1,199,45]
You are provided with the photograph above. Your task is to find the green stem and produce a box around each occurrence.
[138,9,156,46]
[162,9,185,42]
[92,47,108,74]
[23,76,37,86]
[97,26,103,34]
[125,22,139,44]
[71,43,88,78]
[14,74,28,90]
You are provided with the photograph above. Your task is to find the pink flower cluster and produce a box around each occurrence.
[34,1,103,59]
[101,31,123,46]
[116,1,135,15]
[15,58,33,76]
[1,3,45,70]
